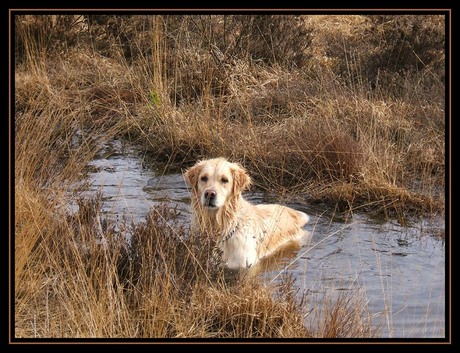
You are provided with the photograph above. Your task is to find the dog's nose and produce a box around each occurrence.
[204,190,216,201]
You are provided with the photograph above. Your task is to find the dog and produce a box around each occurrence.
[184,157,309,270]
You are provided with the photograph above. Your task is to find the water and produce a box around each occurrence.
[74,139,446,339]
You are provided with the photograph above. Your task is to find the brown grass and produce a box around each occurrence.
[15,14,445,219]
[13,13,445,339]
[306,289,376,338]
[15,194,375,338]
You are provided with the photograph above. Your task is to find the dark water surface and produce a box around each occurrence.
[72,140,446,339]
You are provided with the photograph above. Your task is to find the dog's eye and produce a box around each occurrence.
[221,177,229,184]
[200,176,208,182]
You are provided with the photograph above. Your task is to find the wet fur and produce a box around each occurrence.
[184,158,309,270]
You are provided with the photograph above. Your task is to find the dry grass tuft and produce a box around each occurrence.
[307,289,377,338]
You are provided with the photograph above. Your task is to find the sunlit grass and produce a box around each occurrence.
[13,14,445,339]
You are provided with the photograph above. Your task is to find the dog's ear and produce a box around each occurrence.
[232,163,251,195]
[184,161,204,191]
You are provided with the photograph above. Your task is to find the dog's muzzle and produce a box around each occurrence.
[203,189,217,208]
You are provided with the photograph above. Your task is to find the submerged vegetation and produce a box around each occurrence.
[13,13,445,338]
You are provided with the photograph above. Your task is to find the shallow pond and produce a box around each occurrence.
[74,139,446,339]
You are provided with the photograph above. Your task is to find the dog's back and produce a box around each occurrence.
[248,203,309,259]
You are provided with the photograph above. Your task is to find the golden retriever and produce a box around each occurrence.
[184,157,310,270]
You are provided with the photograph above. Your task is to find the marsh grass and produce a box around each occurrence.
[15,192,378,338]
[305,287,376,338]
[14,14,445,338]
[16,14,445,218]
[127,15,444,219]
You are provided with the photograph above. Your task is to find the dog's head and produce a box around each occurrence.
[184,158,251,209]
